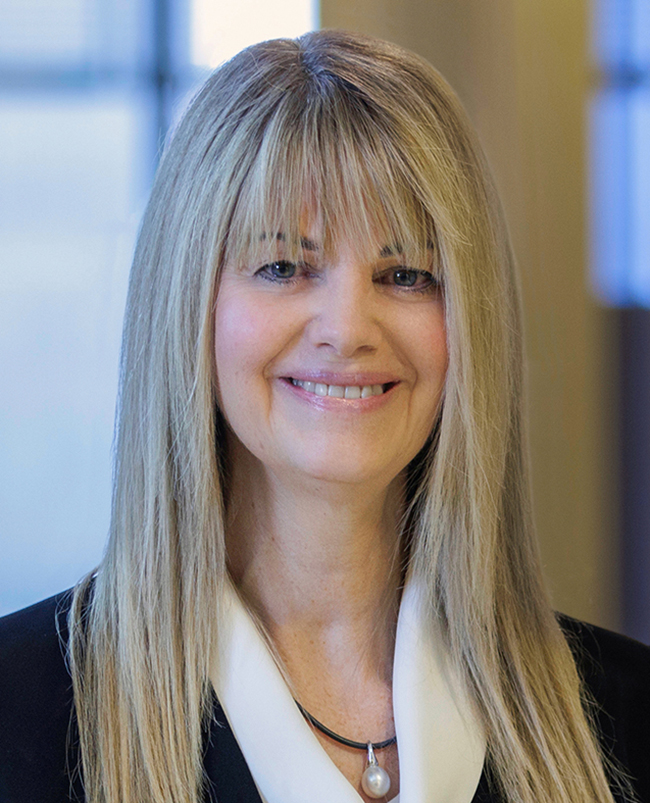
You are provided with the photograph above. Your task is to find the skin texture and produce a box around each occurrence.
[214,226,447,802]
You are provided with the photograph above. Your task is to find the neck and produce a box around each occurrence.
[225,438,405,671]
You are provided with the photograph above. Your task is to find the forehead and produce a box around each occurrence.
[251,232,415,271]
[256,202,420,257]
[222,179,437,270]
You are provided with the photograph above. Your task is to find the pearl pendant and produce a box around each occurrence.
[361,742,391,799]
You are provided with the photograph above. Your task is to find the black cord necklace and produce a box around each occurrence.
[294,700,397,750]
[294,699,396,798]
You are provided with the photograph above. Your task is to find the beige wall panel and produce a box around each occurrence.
[508,1,617,628]
[320,0,618,627]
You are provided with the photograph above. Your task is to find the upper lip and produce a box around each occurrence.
[279,371,401,386]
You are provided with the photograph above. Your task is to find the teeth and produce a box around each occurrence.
[291,379,389,398]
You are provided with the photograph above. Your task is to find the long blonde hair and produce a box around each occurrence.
[69,29,625,803]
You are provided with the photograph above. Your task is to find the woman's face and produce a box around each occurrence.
[214,223,448,489]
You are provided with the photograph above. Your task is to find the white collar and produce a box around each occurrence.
[210,576,485,803]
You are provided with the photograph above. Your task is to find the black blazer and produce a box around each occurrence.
[1,591,649,803]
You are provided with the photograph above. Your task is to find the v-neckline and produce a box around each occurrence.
[204,701,496,803]
[208,576,486,803]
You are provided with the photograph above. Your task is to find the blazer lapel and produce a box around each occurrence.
[203,698,264,803]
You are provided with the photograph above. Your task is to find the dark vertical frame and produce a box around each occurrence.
[150,0,204,162]
[619,308,650,643]
[153,0,173,154]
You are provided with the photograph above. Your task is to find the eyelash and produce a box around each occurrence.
[254,260,440,294]
[256,261,315,285]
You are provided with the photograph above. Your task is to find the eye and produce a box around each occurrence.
[393,269,419,287]
[265,260,297,280]
[254,260,309,284]
[377,267,439,293]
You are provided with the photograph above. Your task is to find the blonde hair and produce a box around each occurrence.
[70,29,625,803]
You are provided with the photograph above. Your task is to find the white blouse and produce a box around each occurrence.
[210,577,486,803]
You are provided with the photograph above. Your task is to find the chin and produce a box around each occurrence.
[285,447,397,488]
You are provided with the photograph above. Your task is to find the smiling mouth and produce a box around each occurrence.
[286,378,398,398]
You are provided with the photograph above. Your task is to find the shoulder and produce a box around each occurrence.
[0,590,75,717]
[558,614,650,709]
[0,590,72,663]
[0,591,81,803]
[558,614,650,802]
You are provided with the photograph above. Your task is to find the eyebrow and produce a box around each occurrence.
[380,241,435,257]
[259,232,320,252]
[259,234,434,257]
[379,244,403,257]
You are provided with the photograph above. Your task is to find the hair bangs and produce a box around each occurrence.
[222,76,440,276]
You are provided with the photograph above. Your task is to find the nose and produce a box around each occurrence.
[308,265,381,358]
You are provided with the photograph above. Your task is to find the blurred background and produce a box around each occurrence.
[1,0,648,644]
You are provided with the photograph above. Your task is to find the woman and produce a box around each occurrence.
[0,29,648,803]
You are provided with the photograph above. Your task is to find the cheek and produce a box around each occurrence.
[213,290,272,456]
[402,305,447,454]
[214,285,299,423]
[407,302,448,395]
[215,292,257,384]
[431,316,448,387]
[412,310,447,452]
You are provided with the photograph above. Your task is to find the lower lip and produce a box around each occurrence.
[278,378,400,411]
